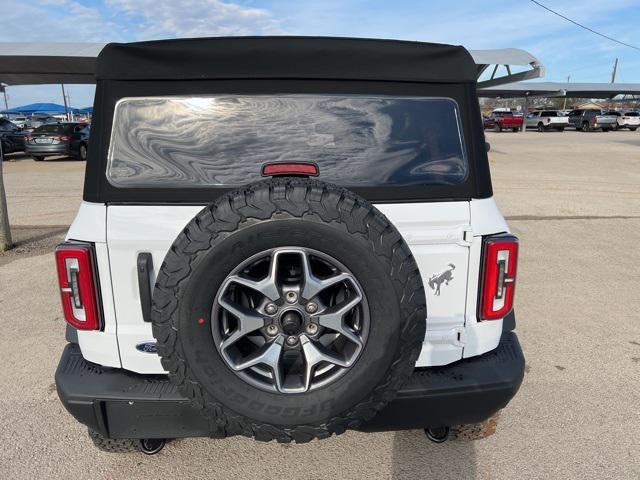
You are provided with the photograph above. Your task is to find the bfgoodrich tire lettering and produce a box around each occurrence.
[151,178,426,442]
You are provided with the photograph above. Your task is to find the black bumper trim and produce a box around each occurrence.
[55,332,524,439]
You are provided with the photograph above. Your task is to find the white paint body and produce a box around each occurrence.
[67,197,510,373]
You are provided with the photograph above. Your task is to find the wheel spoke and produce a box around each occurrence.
[300,252,352,300]
[300,335,349,391]
[233,338,284,390]
[218,297,268,349]
[314,296,363,347]
[225,274,279,302]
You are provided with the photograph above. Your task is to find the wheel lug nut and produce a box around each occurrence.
[286,335,298,346]
[265,303,277,315]
[266,324,278,336]
[305,302,318,313]
[285,291,298,304]
[306,323,318,335]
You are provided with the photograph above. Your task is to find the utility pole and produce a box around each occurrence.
[610,58,618,83]
[61,83,69,121]
[563,75,570,111]
[0,141,12,252]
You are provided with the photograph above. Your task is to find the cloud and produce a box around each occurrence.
[0,0,122,42]
[106,0,283,40]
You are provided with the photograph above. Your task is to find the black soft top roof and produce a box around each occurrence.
[96,36,477,84]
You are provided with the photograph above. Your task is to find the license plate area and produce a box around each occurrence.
[35,137,53,144]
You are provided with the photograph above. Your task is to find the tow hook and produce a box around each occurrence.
[139,438,166,455]
[424,426,450,443]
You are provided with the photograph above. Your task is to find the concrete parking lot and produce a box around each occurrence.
[1,130,639,479]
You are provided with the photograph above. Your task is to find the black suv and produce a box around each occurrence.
[0,118,28,154]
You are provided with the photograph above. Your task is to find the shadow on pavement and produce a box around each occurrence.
[391,430,477,479]
[5,152,81,162]
[0,225,67,266]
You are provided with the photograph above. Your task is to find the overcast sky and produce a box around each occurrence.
[3,0,640,108]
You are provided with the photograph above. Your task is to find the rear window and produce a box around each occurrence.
[625,111,639,116]
[107,95,467,188]
[541,111,557,117]
[33,124,72,134]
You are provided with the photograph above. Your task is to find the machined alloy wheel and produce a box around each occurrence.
[212,247,369,394]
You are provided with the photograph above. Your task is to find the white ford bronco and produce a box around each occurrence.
[54,37,524,454]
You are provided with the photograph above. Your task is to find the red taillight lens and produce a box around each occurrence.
[58,135,70,141]
[25,136,33,142]
[55,243,102,330]
[262,162,319,177]
[479,234,519,321]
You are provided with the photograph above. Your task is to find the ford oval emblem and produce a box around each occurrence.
[136,341,158,354]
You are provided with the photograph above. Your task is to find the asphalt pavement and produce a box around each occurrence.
[1,131,639,479]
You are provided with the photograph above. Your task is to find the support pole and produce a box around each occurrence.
[61,83,69,121]
[0,141,12,252]
[522,95,529,134]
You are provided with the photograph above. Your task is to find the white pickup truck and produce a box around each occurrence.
[525,110,569,132]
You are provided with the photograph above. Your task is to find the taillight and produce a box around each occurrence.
[55,243,102,330]
[58,135,70,141]
[25,136,33,142]
[479,234,519,321]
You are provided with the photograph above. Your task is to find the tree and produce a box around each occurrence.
[0,140,12,251]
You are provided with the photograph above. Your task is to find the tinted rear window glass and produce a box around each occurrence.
[33,124,72,134]
[541,111,557,117]
[107,95,467,188]
[625,112,639,116]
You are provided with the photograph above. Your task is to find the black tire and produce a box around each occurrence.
[493,124,500,132]
[151,178,426,443]
[537,122,545,132]
[512,127,519,132]
[556,127,565,132]
[582,121,590,132]
[629,127,637,132]
[88,429,140,453]
[32,155,45,161]
[78,143,88,161]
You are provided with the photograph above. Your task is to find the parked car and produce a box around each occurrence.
[567,109,617,132]
[54,37,524,454]
[0,118,29,153]
[484,111,523,132]
[525,110,569,132]
[9,116,29,129]
[482,115,496,130]
[25,115,58,131]
[69,123,90,160]
[604,110,640,131]
[25,122,87,160]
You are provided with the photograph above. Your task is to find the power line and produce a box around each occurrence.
[530,0,640,52]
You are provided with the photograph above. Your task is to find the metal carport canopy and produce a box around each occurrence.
[479,81,640,99]
[0,42,543,87]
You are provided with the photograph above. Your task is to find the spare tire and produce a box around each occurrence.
[151,178,426,443]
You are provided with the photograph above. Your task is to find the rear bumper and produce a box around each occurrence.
[25,144,70,155]
[56,332,525,439]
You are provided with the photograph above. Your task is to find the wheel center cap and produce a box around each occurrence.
[280,309,304,335]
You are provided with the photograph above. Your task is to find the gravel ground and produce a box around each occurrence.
[1,131,639,479]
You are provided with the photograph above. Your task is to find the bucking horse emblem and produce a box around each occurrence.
[428,263,455,296]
